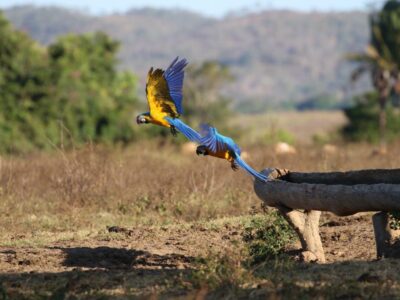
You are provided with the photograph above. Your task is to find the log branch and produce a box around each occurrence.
[254,168,400,262]
[278,206,325,262]
[372,212,392,258]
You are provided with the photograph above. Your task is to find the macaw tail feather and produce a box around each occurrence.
[165,117,202,143]
[234,156,268,182]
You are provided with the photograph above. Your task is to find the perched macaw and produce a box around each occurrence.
[166,118,267,182]
[136,57,188,135]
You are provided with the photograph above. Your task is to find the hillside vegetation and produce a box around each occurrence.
[4,6,370,108]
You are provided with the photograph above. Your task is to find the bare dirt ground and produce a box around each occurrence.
[1,212,399,299]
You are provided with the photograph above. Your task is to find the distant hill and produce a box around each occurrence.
[4,5,371,109]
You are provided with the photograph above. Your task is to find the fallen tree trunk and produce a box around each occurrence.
[255,168,400,216]
[254,168,400,262]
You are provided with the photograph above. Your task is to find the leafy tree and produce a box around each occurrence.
[46,32,138,147]
[183,61,235,134]
[342,92,400,142]
[348,0,400,152]
[0,12,139,153]
[0,12,50,152]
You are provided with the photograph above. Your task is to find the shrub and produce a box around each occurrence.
[263,127,295,145]
[189,250,251,296]
[242,212,296,265]
[341,92,400,143]
[0,13,139,153]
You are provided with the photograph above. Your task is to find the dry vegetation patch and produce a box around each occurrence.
[0,140,400,298]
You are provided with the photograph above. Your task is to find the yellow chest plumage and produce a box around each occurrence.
[209,150,235,162]
[148,102,171,127]
[146,76,178,128]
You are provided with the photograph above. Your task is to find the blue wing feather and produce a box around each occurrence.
[222,136,241,155]
[200,124,241,154]
[234,156,268,182]
[164,57,188,115]
[200,125,228,153]
[165,117,201,143]
[200,124,266,182]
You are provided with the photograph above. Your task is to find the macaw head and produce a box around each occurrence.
[136,113,151,125]
[196,145,209,156]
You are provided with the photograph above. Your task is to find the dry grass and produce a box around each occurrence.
[0,140,258,246]
[1,119,400,298]
[0,137,399,246]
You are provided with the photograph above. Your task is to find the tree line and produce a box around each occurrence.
[0,12,232,153]
[0,12,138,153]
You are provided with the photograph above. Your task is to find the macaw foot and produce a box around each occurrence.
[170,125,178,136]
[231,162,239,171]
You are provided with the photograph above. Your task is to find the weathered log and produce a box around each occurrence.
[281,169,400,185]
[254,168,400,262]
[254,168,400,216]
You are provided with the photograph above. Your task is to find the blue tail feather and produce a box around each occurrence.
[234,156,268,182]
[165,117,201,143]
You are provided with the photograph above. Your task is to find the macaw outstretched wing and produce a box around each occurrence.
[165,117,202,143]
[146,57,188,118]
[164,57,188,115]
[199,125,231,153]
[234,156,268,182]
[200,124,267,182]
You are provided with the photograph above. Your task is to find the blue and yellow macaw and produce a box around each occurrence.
[166,118,267,182]
[136,57,188,135]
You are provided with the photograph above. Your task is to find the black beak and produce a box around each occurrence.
[196,145,208,156]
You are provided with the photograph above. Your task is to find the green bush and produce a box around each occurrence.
[341,92,400,143]
[242,212,296,265]
[0,13,139,153]
[190,251,250,291]
[183,62,235,134]
[263,127,295,145]
[296,93,344,111]
[389,211,400,230]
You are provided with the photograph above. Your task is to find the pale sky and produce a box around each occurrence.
[1,0,380,17]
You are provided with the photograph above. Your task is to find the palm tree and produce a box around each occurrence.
[349,0,400,153]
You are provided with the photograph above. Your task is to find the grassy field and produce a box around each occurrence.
[232,110,347,144]
[1,112,400,299]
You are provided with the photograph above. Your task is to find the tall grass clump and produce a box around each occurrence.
[242,212,296,265]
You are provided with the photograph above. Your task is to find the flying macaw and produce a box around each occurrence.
[136,57,188,135]
[166,118,268,182]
